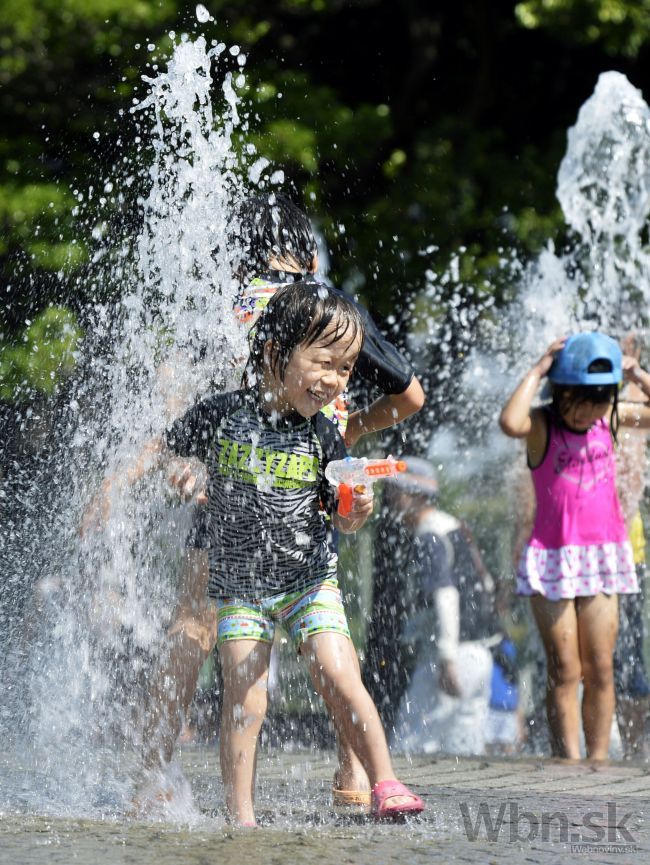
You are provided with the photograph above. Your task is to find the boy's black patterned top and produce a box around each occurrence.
[165,389,345,599]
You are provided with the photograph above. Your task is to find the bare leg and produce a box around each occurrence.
[142,550,214,769]
[302,632,416,809]
[332,638,370,795]
[219,639,272,826]
[530,596,582,759]
[576,594,618,760]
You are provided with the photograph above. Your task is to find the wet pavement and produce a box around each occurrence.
[1,748,649,864]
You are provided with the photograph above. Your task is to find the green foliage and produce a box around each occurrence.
[0,181,84,268]
[0,0,176,82]
[247,73,392,175]
[250,120,318,172]
[0,0,181,357]
[515,0,650,56]
[0,306,82,400]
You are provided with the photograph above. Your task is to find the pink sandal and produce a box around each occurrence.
[371,779,425,819]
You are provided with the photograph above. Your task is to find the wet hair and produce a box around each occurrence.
[245,281,364,384]
[236,192,318,280]
[550,378,620,442]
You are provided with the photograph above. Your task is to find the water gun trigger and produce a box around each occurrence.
[337,483,354,517]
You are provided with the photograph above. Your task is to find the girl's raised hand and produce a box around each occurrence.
[500,337,565,440]
[534,337,566,377]
[622,354,644,384]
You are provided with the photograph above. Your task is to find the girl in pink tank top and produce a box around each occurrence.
[500,333,650,761]
[521,415,635,599]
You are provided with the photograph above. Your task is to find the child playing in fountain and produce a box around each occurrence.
[138,191,424,811]
[499,332,650,760]
[126,281,424,824]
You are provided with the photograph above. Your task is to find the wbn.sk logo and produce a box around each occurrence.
[460,800,637,846]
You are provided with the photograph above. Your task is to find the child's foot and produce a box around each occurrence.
[371,779,424,820]
[226,798,257,828]
[332,769,371,809]
[129,765,196,820]
[226,812,258,828]
[129,776,174,818]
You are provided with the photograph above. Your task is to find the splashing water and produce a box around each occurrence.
[195,5,214,25]
[558,71,650,244]
[1,34,252,818]
[521,70,650,343]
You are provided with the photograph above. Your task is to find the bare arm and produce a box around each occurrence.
[123,437,166,484]
[499,339,564,465]
[619,403,650,430]
[125,440,207,501]
[499,370,541,438]
[435,585,462,697]
[81,438,206,535]
[499,339,564,436]
[344,376,425,448]
[619,357,650,429]
[80,438,164,534]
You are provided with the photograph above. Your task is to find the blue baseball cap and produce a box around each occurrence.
[548,332,622,386]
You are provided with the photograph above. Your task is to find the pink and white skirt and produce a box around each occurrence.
[517,541,638,599]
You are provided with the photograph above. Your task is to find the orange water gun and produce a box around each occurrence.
[325,456,407,516]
